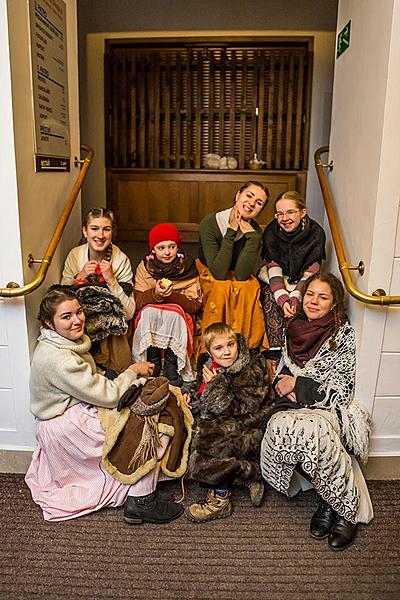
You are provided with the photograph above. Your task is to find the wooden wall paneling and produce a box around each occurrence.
[111,53,120,166]
[120,53,127,166]
[185,49,192,168]
[293,51,304,169]
[251,51,258,157]
[138,55,146,168]
[164,54,171,168]
[275,53,285,169]
[175,52,182,168]
[219,50,225,158]
[302,50,313,169]
[265,51,274,168]
[208,52,215,154]
[239,51,247,169]
[153,54,160,168]
[129,55,137,167]
[257,51,265,162]
[285,53,295,169]
[194,51,202,168]
[229,52,236,157]
[108,170,307,242]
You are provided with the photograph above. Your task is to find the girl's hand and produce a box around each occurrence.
[76,260,98,280]
[154,279,173,299]
[283,300,296,318]
[99,259,116,286]
[286,391,297,403]
[182,393,192,408]
[275,374,296,397]
[130,361,154,377]
[202,364,218,384]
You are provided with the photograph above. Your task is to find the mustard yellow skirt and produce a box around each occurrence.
[195,260,268,356]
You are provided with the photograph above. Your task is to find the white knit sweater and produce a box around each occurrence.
[30,329,138,420]
[61,243,135,319]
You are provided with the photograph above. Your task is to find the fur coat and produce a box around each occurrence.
[185,335,274,486]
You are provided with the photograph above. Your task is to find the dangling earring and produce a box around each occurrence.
[301,216,307,230]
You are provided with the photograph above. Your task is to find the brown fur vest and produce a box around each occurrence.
[186,335,274,486]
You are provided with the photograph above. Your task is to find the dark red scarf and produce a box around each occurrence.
[144,253,198,282]
[286,312,335,367]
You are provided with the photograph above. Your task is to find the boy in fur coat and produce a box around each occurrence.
[183,323,274,523]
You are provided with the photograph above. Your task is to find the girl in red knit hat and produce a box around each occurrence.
[132,223,202,386]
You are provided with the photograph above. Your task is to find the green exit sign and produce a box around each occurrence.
[337,20,351,58]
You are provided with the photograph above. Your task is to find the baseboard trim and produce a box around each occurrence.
[0,450,33,474]
[362,455,400,480]
[1,450,400,479]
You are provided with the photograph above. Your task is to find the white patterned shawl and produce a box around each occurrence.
[280,322,371,462]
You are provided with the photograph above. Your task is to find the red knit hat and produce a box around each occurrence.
[148,223,182,250]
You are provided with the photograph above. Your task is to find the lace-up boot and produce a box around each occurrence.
[124,491,183,525]
[310,500,336,539]
[184,490,232,523]
[328,516,358,551]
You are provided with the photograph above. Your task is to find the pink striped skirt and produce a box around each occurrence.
[25,402,130,521]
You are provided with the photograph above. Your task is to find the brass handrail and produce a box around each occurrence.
[0,144,93,298]
[315,146,400,305]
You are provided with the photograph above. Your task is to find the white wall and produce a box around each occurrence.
[83,31,335,225]
[0,0,81,452]
[0,0,32,450]
[7,0,82,354]
[328,0,400,455]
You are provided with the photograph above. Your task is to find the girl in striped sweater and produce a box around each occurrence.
[259,191,326,352]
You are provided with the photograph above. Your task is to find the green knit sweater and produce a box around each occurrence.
[198,212,262,280]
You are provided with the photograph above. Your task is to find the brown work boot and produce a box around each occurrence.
[184,490,233,523]
[246,480,265,507]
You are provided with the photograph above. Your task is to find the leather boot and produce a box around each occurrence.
[124,491,184,525]
[184,490,233,523]
[310,500,336,539]
[328,516,358,551]
[146,346,162,377]
[164,348,183,387]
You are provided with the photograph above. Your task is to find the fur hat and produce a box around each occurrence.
[149,223,182,250]
[118,377,171,472]
[131,377,170,416]
[118,376,170,415]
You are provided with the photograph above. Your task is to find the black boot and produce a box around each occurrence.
[146,346,162,377]
[124,491,184,525]
[164,348,183,387]
[310,500,336,539]
[328,516,358,551]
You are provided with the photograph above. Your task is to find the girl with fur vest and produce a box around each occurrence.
[183,323,274,523]
[25,287,185,525]
[132,223,202,387]
[260,273,373,551]
[61,208,135,373]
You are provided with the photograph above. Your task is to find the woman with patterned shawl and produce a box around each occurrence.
[260,273,373,551]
